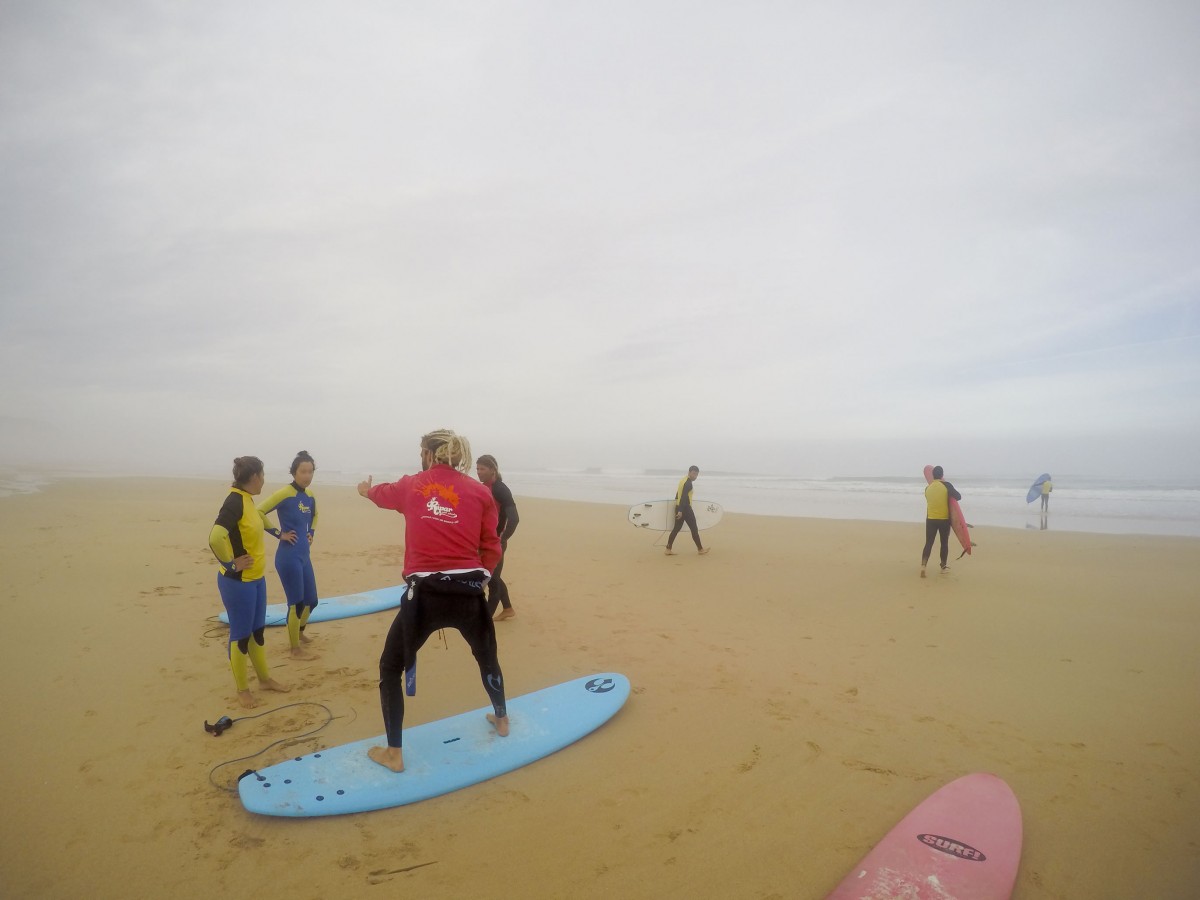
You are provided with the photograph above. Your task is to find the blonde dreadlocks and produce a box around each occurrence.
[420,429,473,473]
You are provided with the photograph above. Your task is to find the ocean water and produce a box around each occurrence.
[0,471,47,498]
[3,468,1198,538]
[501,470,1200,539]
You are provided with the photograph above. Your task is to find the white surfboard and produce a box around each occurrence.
[239,673,630,817]
[218,584,405,628]
[627,499,724,531]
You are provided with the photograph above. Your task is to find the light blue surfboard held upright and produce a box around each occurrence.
[1026,473,1051,504]
[239,673,631,817]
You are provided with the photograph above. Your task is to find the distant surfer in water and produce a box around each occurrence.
[358,429,508,773]
[921,466,961,578]
[258,451,320,660]
[1040,476,1053,512]
[476,454,519,621]
[208,456,291,708]
[666,466,709,556]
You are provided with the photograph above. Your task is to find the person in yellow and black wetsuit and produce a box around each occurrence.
[258,451,320,660]
[921,465,962,578]
[665,465,709,556]
[209,456,291,708]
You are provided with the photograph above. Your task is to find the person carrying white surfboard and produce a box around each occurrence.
[665,466,709,556]
[357,429,509,774]
[921,465,961,578]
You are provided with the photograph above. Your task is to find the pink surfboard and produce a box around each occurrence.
[825,773,1022,900]
[923,465,972,556]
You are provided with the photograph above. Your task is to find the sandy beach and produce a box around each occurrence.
[1,476,1197,899]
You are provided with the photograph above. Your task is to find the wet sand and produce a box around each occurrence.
[1,477,1196,898]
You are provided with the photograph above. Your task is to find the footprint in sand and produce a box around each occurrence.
[737,745,761,773]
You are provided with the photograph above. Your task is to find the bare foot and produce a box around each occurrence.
[494,608,515,621]
[237,690,257,709]
[664,548,676,556]
[486,713,510,737]
[367,745,404,772]
[920,567,927,578]
[290,647,318,660]
[698,547,709,555]
[259,678,290,693]
[299,631,314,644]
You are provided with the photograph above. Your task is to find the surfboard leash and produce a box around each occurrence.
[205,701,350,793]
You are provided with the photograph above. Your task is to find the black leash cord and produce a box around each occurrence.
[207,702,353,793]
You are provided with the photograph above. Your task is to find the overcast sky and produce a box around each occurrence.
[2,1,1197,480]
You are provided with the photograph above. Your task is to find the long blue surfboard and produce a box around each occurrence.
[1026,473,1051,503]
[239,673,630,817]
[218,584,405,628]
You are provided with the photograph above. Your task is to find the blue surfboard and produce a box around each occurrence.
[1026,474,1051,503]
[218,584,405,628]
[239,673,630,817]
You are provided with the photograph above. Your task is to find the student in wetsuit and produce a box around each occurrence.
[666,466,709,556]
[476,454,519,621]
[921,465,962,578]
[258,450,320,659]
[1040,476,1053,512]
[208,456,290,708]
[357,429,508,773]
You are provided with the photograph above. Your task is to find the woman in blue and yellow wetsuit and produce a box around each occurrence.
[258,451,320,659]
[208,456,291,708]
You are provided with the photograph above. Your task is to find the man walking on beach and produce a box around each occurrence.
[921,465,961,577]
[666,465,709,556]
[1040,476,1053,512]
[357,429,508,773]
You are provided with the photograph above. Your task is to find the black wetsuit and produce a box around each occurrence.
[667,476,702,550]
[486,479,519,616]
[922,480,961,568]
[378,572,506,748]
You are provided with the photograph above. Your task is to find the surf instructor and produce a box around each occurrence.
[357,428,509,773]
[666,465,709,556]
[921,465,961,578]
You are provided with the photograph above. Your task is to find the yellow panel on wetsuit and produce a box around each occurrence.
[674,477,693,509]
[925,481,950,520]
[208,488,270,580]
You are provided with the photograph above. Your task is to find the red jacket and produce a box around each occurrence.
[367,465,502,577]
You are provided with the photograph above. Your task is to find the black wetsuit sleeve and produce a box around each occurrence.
[493,482,519,539]
[500,502,518,539]
[944,481,962,501]
[214,493,248,557]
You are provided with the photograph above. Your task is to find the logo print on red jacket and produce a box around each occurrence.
[419,483,460,520]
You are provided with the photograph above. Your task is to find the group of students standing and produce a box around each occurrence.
[206,439,519,722]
